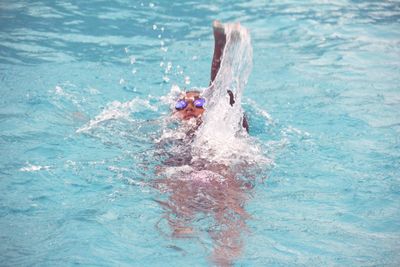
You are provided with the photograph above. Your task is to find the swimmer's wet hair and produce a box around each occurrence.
[185,90,201,94]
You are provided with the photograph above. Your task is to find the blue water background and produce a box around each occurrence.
[1,0,400,266]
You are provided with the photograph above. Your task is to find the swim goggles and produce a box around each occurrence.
[175,97,206,110]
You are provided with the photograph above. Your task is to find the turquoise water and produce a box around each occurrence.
[1,1,400,266]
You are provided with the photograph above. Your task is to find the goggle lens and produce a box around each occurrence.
[175,98,206,110]
[194,98,205,108]
[175,100,188,110]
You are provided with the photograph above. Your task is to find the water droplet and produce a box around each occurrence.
[119,78,125,84]
[163,76,170,83]
[55,85,63,94]
[89,87,100,95]
[149,3,155,7]
[161,27,164,32]
[132,69,137,74]
[192,56,198,60]
[160,61,164,67]
[166,62,172,72]
[130,56,136,64]
[153,24,157,30]
[184,76,191,85]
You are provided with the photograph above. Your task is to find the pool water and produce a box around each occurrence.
[1,0,399,266]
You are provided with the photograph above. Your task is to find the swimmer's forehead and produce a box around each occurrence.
[179,91,201,99]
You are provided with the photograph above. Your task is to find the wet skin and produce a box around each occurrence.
[174,91,205,120]
[158,21,252,266]
[152,163,252,267]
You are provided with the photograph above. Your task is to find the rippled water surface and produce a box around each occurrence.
[1,0,400,266]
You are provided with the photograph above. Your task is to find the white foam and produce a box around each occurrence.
[283,125,311,138]
[246,98,274,124]
[20,163,50,172]
[76,98,157,133]
[157,23,272,169]
[160,84,183,109]
[54,85,64,95]
[192,22,268,165]
[161,166,226,184]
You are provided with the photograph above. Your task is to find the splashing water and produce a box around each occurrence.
[76,98,157,133]
[74,23,270,176]
[193,23,264,165]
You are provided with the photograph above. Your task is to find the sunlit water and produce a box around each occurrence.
[1,1,400,266]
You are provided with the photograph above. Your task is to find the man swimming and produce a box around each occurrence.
[153,21,255,266]
[172,20,249,131]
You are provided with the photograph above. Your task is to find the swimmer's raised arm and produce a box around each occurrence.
[210,20,226,85]
[209,20,249,132]
[172,21,226,122]
[209,20,235,106]
[173,20,248,131]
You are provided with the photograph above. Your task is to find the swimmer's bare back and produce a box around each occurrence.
[210,20,249,131]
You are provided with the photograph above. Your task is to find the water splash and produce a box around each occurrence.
[20,163,50,172]
[193,23,264,165]
[76,98,157,133]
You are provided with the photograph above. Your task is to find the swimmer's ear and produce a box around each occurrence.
[227,90,235,106]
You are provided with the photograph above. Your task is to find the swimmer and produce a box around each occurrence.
[153,21,254,266]
[173,20,249,132]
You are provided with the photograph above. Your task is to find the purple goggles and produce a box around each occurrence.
[175,97,206,110]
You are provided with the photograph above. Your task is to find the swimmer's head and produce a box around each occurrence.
[173,90,205,120]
